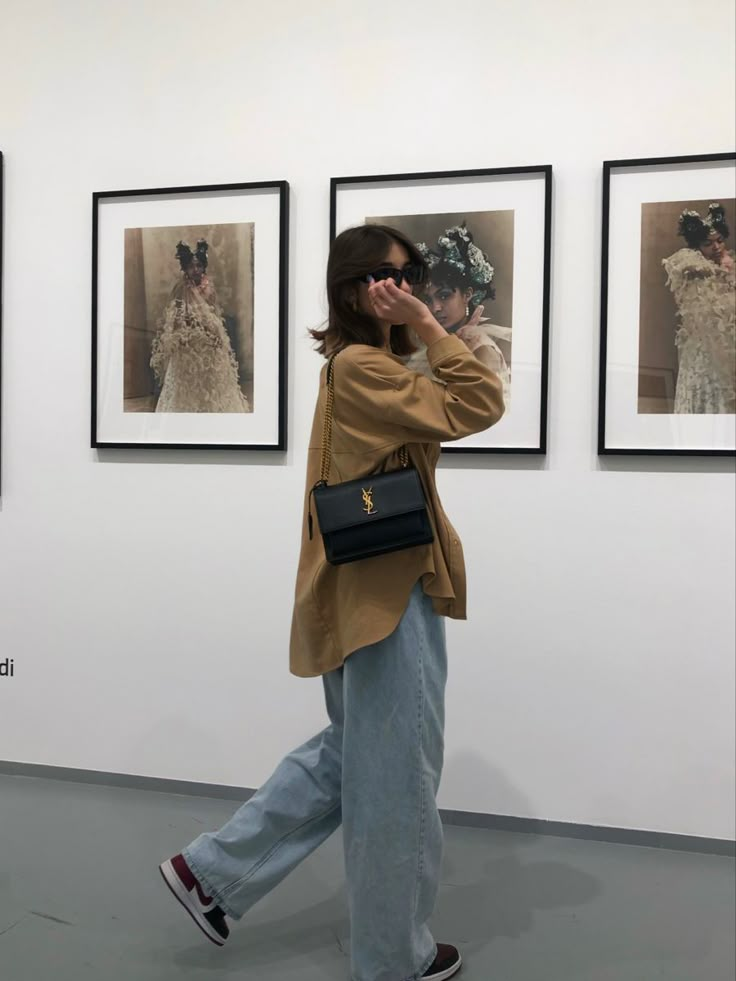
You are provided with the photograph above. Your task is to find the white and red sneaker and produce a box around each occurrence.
[422,944,463,980]
[159,853,230,946]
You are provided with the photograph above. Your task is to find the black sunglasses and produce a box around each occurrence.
[360,263,425,287]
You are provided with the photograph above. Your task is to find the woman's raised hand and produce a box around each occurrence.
[465,304,485,328]
[367,278,448,347]
[366,278,427,324]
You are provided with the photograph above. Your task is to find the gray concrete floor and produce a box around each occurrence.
[0,774,733,981]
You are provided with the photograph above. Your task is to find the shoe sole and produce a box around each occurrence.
[159,860,226,947]
[425,952,462,980]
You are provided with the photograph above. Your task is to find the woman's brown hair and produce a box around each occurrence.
[310,224,428,357]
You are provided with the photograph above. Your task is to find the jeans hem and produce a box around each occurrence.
[183,799,342,921]
[404,944,438,981]
[181,848,241,921]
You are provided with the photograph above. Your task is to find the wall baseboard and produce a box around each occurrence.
[1,759,733,857]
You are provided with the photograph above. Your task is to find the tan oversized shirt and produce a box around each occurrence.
[289,334,505,678]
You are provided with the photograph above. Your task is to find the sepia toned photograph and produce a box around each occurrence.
[0,151,3,492]
[124,222,254,414]
[369,211,514,407]
[332,166,551,453]
[638,199,735,415]
[92,180,289,450]
[599,152,735,455]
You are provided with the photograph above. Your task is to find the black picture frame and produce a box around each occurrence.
[92,180,289,451]
[330,166,553,455]
[599,152,736,457]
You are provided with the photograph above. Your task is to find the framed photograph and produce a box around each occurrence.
[92,180,289,450]
[599,153,736,456]
[331,166,552,454]
[0,151,3,492]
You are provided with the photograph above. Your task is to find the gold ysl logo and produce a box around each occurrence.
[362,486,377,515]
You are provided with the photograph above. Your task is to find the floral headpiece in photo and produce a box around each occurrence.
[176,238,209,271]
[677,203,730,248]
[416,223,495,308]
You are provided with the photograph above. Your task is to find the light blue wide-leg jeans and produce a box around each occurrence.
[183,582,448,981]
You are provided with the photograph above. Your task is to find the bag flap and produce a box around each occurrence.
[313,469,427,534]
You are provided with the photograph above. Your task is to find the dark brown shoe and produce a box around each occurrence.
[421,943,462,979]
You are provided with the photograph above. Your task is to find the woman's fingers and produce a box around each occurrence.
[368,297,387,316]
[383,280,404,300]
[466,304,485,328]
[368,281,391,312]
[368,279,410,318]
[371,280,399,304]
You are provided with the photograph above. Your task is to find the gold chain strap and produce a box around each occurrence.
[319,356,337,484]
[319,354,408,484]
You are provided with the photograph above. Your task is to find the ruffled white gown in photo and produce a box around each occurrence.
[150,278,250,414]
[662,249,736,414]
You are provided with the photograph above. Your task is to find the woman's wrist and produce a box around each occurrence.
[407,309,448,346]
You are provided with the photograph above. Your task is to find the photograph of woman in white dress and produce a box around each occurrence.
[123,223,254,414]
[662,203,735,414]
[638,199,735,414]
[150,239,250,413]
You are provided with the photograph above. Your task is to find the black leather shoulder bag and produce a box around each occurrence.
[307,352,435,566]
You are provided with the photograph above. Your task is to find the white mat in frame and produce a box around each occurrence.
[93,180,288,450]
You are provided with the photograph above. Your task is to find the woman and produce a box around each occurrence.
[406,223,511,405]
[158,224,504,981]
[150,239,250,413]
[662,203,735,414]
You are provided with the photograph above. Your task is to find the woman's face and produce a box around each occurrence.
[355,240,414,318]
[422,282,473,330]
[185,257,205,284]
[699,231,726,264]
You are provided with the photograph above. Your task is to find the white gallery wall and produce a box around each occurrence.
[0,0,734,841]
